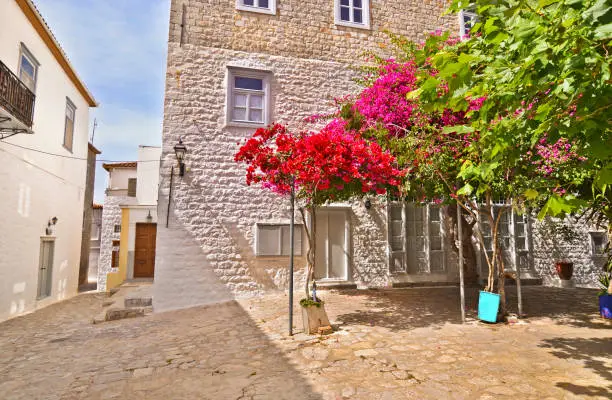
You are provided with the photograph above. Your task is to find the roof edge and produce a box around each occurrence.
[102,161,138,171]
[17,0,98,107]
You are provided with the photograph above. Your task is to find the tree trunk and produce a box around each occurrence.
[444,205,478,285]
[300,205,317,300]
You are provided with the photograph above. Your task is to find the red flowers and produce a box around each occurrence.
[235,121,405,201]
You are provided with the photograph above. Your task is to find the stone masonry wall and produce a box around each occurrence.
[97,195,128,291]
[532,217,606,288]
[157,0,466,309]
[171,0,454,63]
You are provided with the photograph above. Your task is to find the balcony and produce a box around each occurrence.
[0,59,35,138]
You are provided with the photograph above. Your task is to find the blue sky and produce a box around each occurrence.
[35,0,170,203]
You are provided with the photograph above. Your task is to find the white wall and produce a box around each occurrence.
[136,146,161,205]
[0,0,93,321]
[108,168,136,191]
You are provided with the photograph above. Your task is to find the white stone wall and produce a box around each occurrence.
[97,195,128,291]
[156,0,512,311]
[532,217,606,288]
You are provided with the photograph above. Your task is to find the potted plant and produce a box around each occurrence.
[555,260,574,281]
[598,262,612,319]
[300,281,331,334]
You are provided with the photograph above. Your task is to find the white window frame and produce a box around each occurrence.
[334,0,371,30]
[236,0,276,15]
[226,67,271,128]
[255,223,303,257]
[63,98,76,152]
[590,232,608,257]
[459,10,478,37]
[18,43,39,93]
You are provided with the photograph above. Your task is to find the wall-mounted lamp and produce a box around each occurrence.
[173,137,187,177]
[364,199,372,210]
[146,210,153,223]
[45,216,58,235]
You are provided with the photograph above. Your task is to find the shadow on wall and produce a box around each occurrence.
[539,336,612,398]
[221,220,307,291]
[331,286,602,333]
[153,199,235,311]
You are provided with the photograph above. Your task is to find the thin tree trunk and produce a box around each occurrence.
[299,205,317,300]
[444,205,478,284]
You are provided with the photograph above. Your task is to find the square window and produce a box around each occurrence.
[114,225,121,233]
[63,99,76,152]
[459,10,479,37]
[335,0,370,29]
[236,0,276,15]
[227,68,271,126]
[256,224,303,256]
[590,232,608,256]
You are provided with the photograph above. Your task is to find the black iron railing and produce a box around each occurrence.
[0,60,35,128]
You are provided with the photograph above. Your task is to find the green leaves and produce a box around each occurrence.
[441,125,475,134]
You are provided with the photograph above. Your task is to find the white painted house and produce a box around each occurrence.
[0,0,97,321]
[98,146,161,292]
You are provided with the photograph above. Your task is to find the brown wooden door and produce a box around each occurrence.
[134,223,157,278]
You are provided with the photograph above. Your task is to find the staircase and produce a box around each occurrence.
[92,282,153,324]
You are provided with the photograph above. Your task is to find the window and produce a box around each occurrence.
[111,240,120,269]
[256,224,302,256]
[63,99,76,152]
[127,178,137,197]
[18,44,39,93]
[459,10,478,37]
[236,0,276,15]
[590,232,608,256]
[114,224,121,233]
[90,223,101,240]
[227,68,270,126]
[335,0,371,29]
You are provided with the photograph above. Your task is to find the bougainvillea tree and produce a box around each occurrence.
[409,0,612,294]
[235,121,404,297]
[334,28,589,314]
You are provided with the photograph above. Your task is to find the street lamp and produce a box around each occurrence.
[174,137,187,177]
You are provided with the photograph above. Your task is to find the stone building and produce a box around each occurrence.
[155,0,605,312]
[98,162,137,292]
[98,146,162,292]
[88,204,103,286]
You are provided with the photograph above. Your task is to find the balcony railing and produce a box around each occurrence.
[0,59,35,128]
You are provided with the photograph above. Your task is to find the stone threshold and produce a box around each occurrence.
[316,281,358,290]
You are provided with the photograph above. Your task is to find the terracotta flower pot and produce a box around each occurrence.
[555,262,574,280]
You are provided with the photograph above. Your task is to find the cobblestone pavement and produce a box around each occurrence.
[0,287,610,399]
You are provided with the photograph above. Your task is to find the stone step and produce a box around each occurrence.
[124,297,153,308]
[316,281,358,290]
[92,306,152,324]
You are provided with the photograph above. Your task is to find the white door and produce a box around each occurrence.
[37,239,54,299]
[314,209,349,280]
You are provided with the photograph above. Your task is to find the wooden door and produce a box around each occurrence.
[134,223,157,278]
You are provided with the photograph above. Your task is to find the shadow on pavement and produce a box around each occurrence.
[0,296,322,400]
[539,336,612,398]
[329,286,603,332]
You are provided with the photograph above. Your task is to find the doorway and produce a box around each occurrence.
[134,223,157,278]
[37,238,55,299]
[314,209,349,281]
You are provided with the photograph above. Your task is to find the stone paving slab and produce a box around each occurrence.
[0,287,610,399]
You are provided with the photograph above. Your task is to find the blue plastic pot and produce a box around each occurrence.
[478,291,500,323]
[599,295,612,319]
